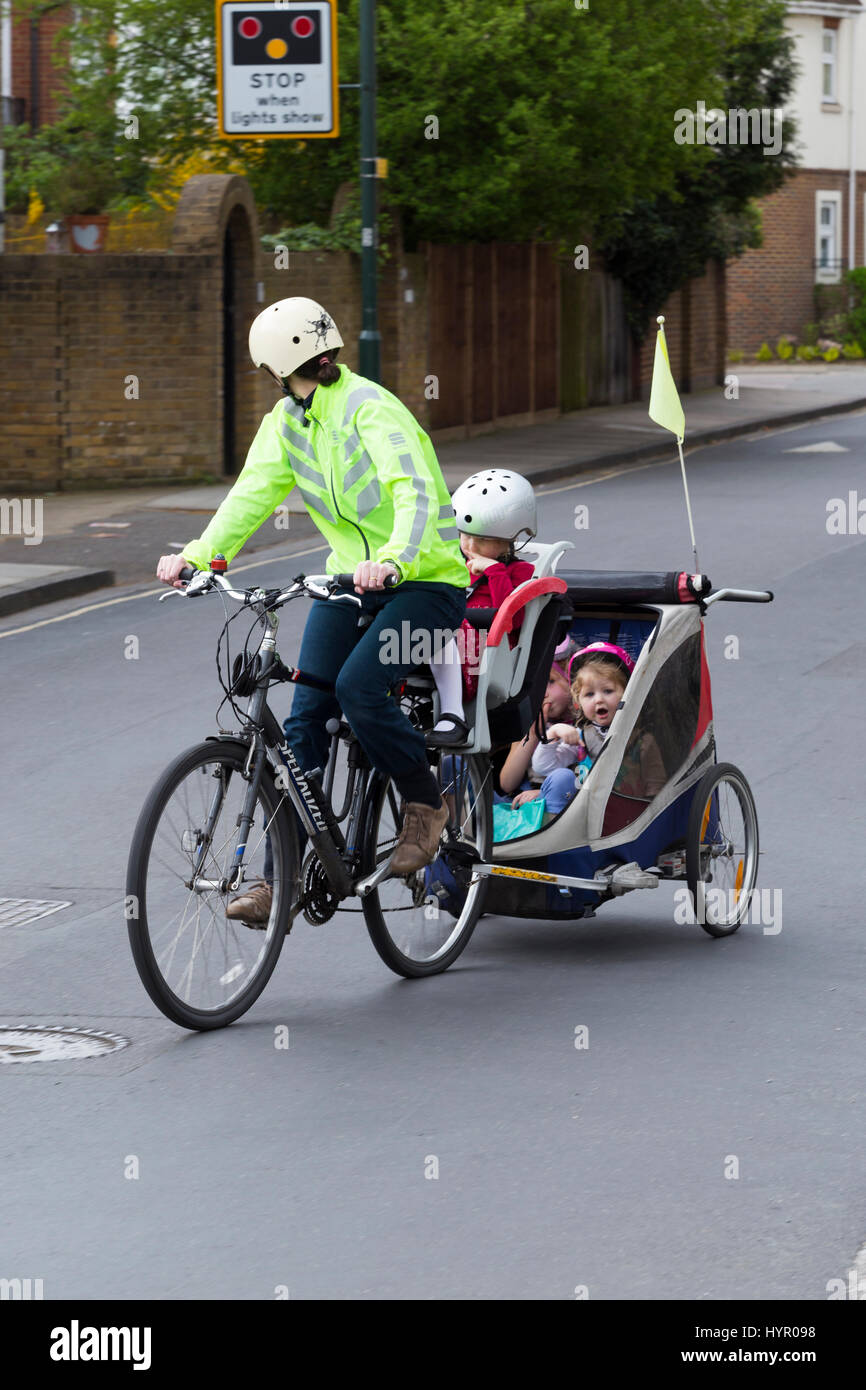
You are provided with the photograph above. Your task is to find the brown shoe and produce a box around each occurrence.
[226,881,273,925]
[387,798,449,876]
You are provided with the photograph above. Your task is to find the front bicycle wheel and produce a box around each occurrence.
[126,740,299,1029]
[360,754,492,978]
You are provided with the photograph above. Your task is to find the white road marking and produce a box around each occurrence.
[0,898,71,928]
[0,542,329,640]
[784,441,848,453]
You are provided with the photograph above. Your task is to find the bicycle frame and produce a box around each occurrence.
[161,569,418,905]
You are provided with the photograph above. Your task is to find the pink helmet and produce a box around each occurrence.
[567,641,635,684]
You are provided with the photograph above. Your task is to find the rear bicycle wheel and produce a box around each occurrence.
[126,740,299,1029]
[360,754,492,978]
[686,761,759,938]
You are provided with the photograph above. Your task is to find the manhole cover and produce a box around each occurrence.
[0,899,71,928]
[0,1027,128,1064]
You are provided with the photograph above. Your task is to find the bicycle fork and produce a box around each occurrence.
[186,740,269,896]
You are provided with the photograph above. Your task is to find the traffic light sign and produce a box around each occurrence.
[216,2,339,138]
[231,9,322,65]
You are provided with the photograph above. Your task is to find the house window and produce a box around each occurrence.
[822,29,837,101]
[815,192,843,283]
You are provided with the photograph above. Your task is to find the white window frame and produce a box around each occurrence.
[822,28,838,102]
[815,190,843,283]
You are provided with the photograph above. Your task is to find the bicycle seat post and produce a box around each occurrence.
[323,717,342,800]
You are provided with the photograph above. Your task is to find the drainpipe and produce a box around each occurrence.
[0,0,11,253]
[848,9,859,275]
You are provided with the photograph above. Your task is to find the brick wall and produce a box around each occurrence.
[0,168,729,492]
[257,248,362,425]
[634,261,724,396]
[726,168,866,353]
[255,242,429,426]
[0,255,221,492]
[9,3,73,127]
[0,264,62,491]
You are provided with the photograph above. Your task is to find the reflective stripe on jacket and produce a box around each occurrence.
[183,366,467,587]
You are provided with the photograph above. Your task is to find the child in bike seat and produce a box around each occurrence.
[426,470,537,747]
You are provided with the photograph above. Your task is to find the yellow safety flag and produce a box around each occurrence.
[648,317,685,442]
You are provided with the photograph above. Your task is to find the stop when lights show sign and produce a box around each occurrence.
[216,2,339,138]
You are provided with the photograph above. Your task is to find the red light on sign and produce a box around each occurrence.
[239,16,262,38]
[291,15,315,38]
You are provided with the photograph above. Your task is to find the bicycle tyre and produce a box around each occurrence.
[360,754,492,978]
[686,761,759,938]
[126,739,299,1029]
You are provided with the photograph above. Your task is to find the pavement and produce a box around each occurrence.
[1,362,864,616]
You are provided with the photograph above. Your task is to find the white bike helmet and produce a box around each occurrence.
[249,297,344,381]
[450,469,537,543]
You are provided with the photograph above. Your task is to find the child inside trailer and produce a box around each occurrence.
[500,642,666,822]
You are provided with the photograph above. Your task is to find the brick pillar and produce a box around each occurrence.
[172,176,262,477]
[9,4,73,127]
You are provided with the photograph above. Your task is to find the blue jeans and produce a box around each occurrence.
[538,767,579,815]
[493,767,578,816]
[263,581,466,879]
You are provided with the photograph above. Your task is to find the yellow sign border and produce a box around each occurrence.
[216,1,340,139]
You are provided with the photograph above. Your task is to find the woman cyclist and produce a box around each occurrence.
[156,296,467,918]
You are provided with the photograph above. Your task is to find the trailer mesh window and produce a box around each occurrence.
[603,632,702,833]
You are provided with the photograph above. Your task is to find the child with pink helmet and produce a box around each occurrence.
[510,642,637,816]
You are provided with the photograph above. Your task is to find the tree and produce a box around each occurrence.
[599,0,799,339]
[6,0,729,241]
[3,2,151,214]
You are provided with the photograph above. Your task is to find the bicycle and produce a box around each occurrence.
[126,560,493,1031]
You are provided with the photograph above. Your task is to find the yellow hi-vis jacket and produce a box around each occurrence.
[183,366,467,587]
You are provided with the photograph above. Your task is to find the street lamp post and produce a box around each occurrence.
[358,0,380,382]
[0,0,9,254]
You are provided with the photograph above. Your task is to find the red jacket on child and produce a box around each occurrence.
[461,558,534,699]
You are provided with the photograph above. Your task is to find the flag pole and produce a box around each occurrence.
[657,316,700,572]
[676,439,700,573]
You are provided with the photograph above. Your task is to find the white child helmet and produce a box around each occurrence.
[249,297,344,380]
[450,469,537,543]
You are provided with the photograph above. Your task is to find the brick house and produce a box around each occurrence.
[727,0,866,352]
[1,2,72,128]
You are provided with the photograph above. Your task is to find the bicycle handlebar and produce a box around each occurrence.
[163,563,397,608]
[158,566,379,610]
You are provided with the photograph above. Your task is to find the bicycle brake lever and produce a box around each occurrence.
[324,585,363,607]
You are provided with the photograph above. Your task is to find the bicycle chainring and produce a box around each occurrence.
[301,851,341,925]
